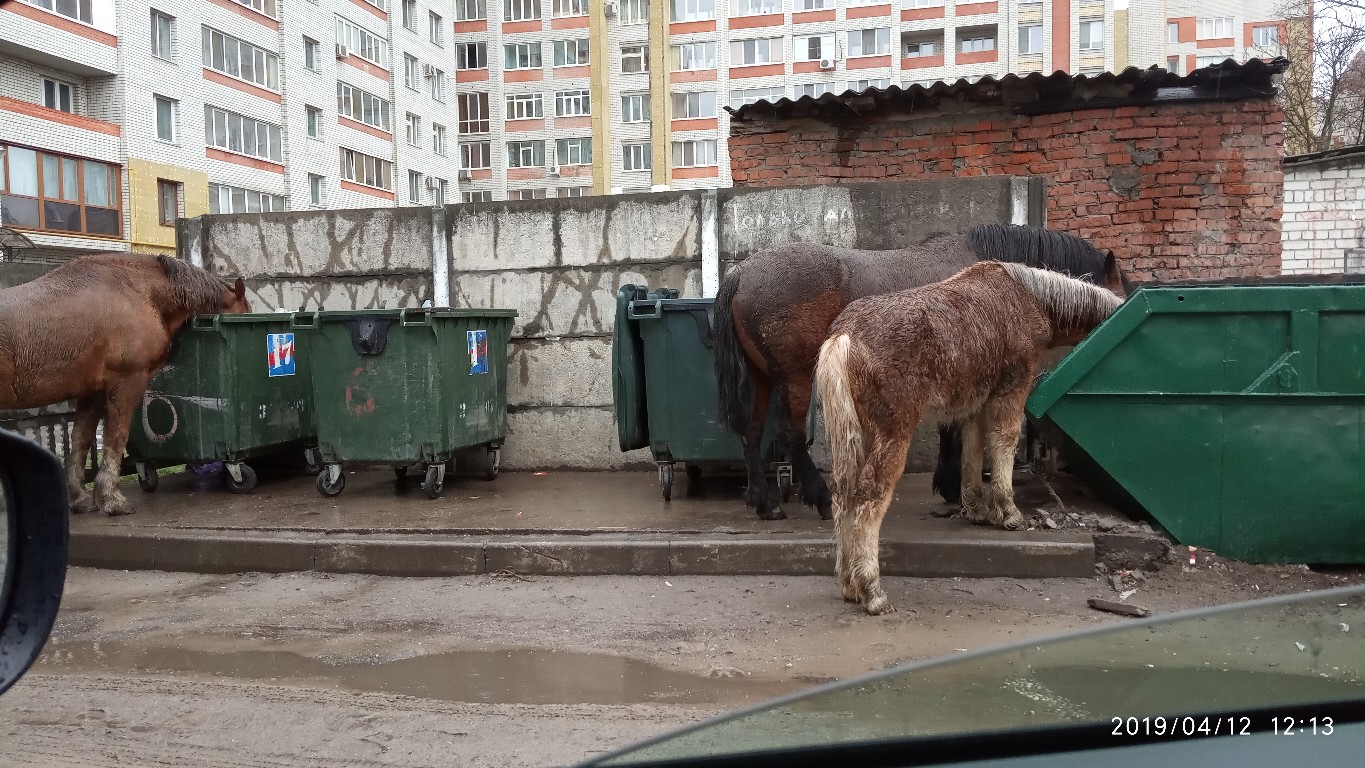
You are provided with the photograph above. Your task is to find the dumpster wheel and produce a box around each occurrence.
[658,462,674,501]
[480,448,500,481]
[136,462,158,493]
[316,467,345,497]
[225,463,258,494]
[421,464,445,499]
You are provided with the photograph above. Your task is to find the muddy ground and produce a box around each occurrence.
[1,556,1361,768]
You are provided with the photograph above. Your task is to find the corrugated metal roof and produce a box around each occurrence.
[1283,143,1365,167]
[726,57,1291,122]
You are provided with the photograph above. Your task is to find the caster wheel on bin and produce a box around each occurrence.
[659,463,674,502]
[136,463,158,493]
[421,465,444,499]
[480,448,500,481]
[304,448,321,475]
[777,466,794,504]
[317,469,345,497]
[226,464,258,494]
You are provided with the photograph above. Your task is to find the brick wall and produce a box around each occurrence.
[728,98,1286,281]
[1282,152,1365,274]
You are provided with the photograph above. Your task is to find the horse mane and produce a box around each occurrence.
[966,224,1109,283]
[997,262,1124,331]
[155,255,233,314]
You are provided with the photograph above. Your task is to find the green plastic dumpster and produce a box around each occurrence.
[126,313,316,494]
[613,285,789,501]
[296,307,516,499]
[1026,276,1365,564]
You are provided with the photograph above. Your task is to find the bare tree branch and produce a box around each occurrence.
[1275,0,1365,153]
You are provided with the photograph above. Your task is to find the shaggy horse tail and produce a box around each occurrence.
[713,270,752,436]
[816,333,864,502]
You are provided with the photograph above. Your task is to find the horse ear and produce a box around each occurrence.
[233,277,246,299]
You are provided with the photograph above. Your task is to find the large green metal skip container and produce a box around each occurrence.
[613,285,789,501]
[1027,277,1365,564]
[297,307,516,499]
[126,313,315,494]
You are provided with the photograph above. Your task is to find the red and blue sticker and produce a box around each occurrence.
[468,330,488,374]
[268,333,296,377]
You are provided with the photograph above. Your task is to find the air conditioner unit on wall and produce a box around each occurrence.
[458,169,472,181]
[604,2,617,18]
[335,43,349,59]
[548,165,560,177]
[819,57,836,70]
[424,177,439,190]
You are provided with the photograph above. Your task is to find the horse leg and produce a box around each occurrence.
[781,373,832,520]
[93,376,150,516]
[958,414,991,526]
[66,395,104,515]
[984,390,1031,532]
[847,428,913,616]
[743,372,784,520]
[930,423,963,508]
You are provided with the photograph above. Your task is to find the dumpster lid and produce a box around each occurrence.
[1135,274,1365,289]
[309,308,518,319]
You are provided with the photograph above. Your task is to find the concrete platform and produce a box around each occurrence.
[68,468,1146,579]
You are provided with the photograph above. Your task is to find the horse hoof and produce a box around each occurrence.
[928,506,957,518]
[1001,515,1025,531]
[755,506,787,521]
[816,501,833,521]
[864,596,895,615]
[71,498,98,515]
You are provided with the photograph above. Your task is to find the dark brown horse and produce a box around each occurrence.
[817,261,1124,614]
[713,223,1131,521]
[0,253,250,515]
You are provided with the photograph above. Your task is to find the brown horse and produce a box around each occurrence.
[0,253,250,515]
[816,261,1123,615]
[713,223,1131,521]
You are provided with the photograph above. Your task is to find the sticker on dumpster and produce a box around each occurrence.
[267,333,296,377]
[468,330,488,375]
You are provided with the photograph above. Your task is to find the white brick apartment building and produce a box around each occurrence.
[1,0,1289,255]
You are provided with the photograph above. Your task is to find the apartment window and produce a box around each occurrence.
[622,143,651,171]
[902,0,939,7]
[794,82,835,98]
[458,92,491,132]
[505,0,540,21]
[408,170,422,203]
[904,38,937,57]
[1168,21,1179,44]
[23,0,93,23]
[847,78,889,91]
[304,38,321,72]
[456,42,487,69]
[1018,24,1042,55]
[309,174,324,206]
[672,91,716,119]
[405,112,420,145]
[402,0,417,29]
[799,0,830,8]
[429,12,444,45]
[671,0,714,22]
[432,123,448,155]
[154,96,177,142]
[204,106,283,162]
[509,189,547,200]
[208,183,286,214]
[42,79,73,113]
[1196,55,1232,69]
[151,11,174,60]
[620,0,647,24]
[671,139,716,168]
[734,0,778,15]
[1196,17,1234,40]
[505,42,542,69]
[621,45,649,73]
[1254,25,1280,49]
[456,0,486,20]
[796,35,834,61]
[507,140,546,168]
[729,87,783,109]
[337,82,393,131]
[404,55,420,89]
[1079,19,1103,51]
[202,28,281,90]
[359,0,388,12]
[157,180,180,226]
[464,190,493,203]
[339,147,394,190]
[674,42,716,70]
[556,90,591,116]
[556,137,592,165]
[461,141,492,169]
[560,187,588,198]
[506,92,544,119]
[433,177,448,203]
[848,28,890,57]
[959,35,996,53]
[336,16,390,69]
[0,145,121,235]
[306,105,322,138]
[621,92,649,122]
[554,39,590,66]
[553,0,587,16]
[429,69,446,101]
[1166,56,1182,75]
[732,38,781,66]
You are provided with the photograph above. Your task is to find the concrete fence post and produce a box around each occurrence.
[432,206,451,307]
[701,189,719,297]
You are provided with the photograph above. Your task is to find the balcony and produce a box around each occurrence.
[0,0,118,76]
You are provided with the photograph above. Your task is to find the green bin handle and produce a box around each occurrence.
[291,312,319,329]
[627,300,664,320]
[190,314,220,330]
[400,308,432,326]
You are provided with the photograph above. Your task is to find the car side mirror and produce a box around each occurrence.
[0,428,70,696]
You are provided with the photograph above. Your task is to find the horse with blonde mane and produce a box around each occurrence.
[815,261,1124,615]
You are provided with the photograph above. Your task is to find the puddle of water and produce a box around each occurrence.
[37,640,804,707]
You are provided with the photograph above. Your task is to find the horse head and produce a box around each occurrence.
[1102,250,1135,298]
[220,278,251,314]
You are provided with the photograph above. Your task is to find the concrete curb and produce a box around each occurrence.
[71,528,1099,579]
